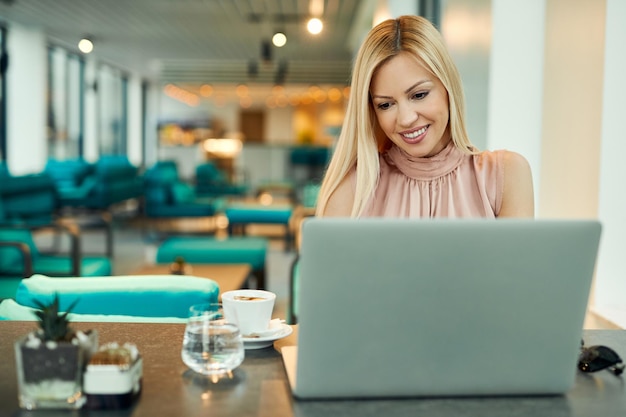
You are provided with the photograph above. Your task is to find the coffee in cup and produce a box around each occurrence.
[221,289,276,337]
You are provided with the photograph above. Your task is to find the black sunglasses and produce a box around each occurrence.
[578,340,625,376]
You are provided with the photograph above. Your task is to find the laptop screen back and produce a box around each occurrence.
[289,218,602,399]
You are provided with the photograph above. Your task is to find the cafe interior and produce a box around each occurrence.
[2,0,626,414]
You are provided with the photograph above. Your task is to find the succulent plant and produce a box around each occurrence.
[32,294,79,342]
[170,256,187,275]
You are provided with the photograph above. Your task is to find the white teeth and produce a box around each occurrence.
[403,126,427,139]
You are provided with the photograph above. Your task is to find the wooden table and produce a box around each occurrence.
[3,323,626,417]
[130,263,251,295]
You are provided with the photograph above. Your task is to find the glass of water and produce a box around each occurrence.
[181,303,244,376]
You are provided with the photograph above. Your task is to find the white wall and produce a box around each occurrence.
[539,0,604,220]
[487,0,544,211]
[5,23,47,175]
[487,0,625,327]
[595,0,626,327]
[265,106,294,144]
[441,0,491,151]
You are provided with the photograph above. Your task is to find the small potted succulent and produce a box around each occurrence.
[14,294,98,410]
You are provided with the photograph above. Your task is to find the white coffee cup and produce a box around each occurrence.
[221,290,276,337]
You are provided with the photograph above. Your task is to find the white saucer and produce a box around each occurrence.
[242,323,293,350]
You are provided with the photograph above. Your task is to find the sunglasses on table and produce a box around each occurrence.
[578,340,625,376]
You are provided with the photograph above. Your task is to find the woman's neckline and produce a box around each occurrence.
[384,140,466,180]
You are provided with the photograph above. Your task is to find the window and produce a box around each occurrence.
[47,46,84,159]
[0,25,7,162]
[97,65,128,155]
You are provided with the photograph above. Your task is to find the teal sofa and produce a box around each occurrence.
[44,158,95,207]
[0,273,219,321]
[45,156,143,210]
[0,173,59,226]
[156,236,268,289]
[194,161,249,198]
[143,160,220,218]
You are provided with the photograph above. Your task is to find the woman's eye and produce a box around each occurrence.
[412,91,428,100]
[377,102,391,110]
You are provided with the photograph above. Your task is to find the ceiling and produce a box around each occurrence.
[0,0,370,87]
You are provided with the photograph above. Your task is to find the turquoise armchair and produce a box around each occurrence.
[0,173,59,227]
[0,225,112,279]
[44,158,95,208]
[0,241,32,300]
[143,160,220,218]
[0,171,113,283]
[194,161,249,198]
[46,156,143,211]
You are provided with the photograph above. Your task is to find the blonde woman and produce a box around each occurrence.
[316,15,534,218]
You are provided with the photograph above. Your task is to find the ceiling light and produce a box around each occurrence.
[272,32,287,47]
[307,18,323,35]
[78,38,94,54]
[200,84,213,97]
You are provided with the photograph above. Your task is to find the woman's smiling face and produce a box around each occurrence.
[370,51,451,158]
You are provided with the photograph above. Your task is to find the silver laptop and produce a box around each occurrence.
[282,218,602,399]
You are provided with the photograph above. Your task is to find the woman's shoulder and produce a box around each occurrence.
[474,149,529,169]
[474,149,534,217]
[481,149,530,173]
[322,167,357,217]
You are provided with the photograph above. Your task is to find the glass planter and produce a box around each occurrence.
[14,330,98,410]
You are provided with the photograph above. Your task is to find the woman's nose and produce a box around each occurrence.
[397,103,419,127]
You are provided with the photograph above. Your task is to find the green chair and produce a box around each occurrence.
[0,173,111,299]
[288,255,300,324]
[156,236,269,289]
[0,173,59,227]
[224,203,294,250]
[286,192,318,324]
[143,160,220,218]
[194,161,249,198]
[0,225,112,279]
[0,241,32,301]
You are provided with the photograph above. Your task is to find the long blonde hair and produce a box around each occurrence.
[316,15,476,217]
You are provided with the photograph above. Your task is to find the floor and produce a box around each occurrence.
[39,211,621,330]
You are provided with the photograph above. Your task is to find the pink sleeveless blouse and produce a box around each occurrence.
[362,141,504,218]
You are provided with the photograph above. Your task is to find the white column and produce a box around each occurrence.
[487,0,544,212]
[538,0,605,219]
[594,0,626,327]
[143,83,160,168]
[6,24,47,175]
[83,56,99,163]
[126,73,143,166]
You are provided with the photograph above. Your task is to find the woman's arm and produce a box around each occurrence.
[498,151,535,218]
[319,169,356,217]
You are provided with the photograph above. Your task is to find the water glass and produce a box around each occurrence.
[181,303,244,376]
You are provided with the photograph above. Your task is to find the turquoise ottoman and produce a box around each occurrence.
[224,204,293,250]
[156,236,269,289]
